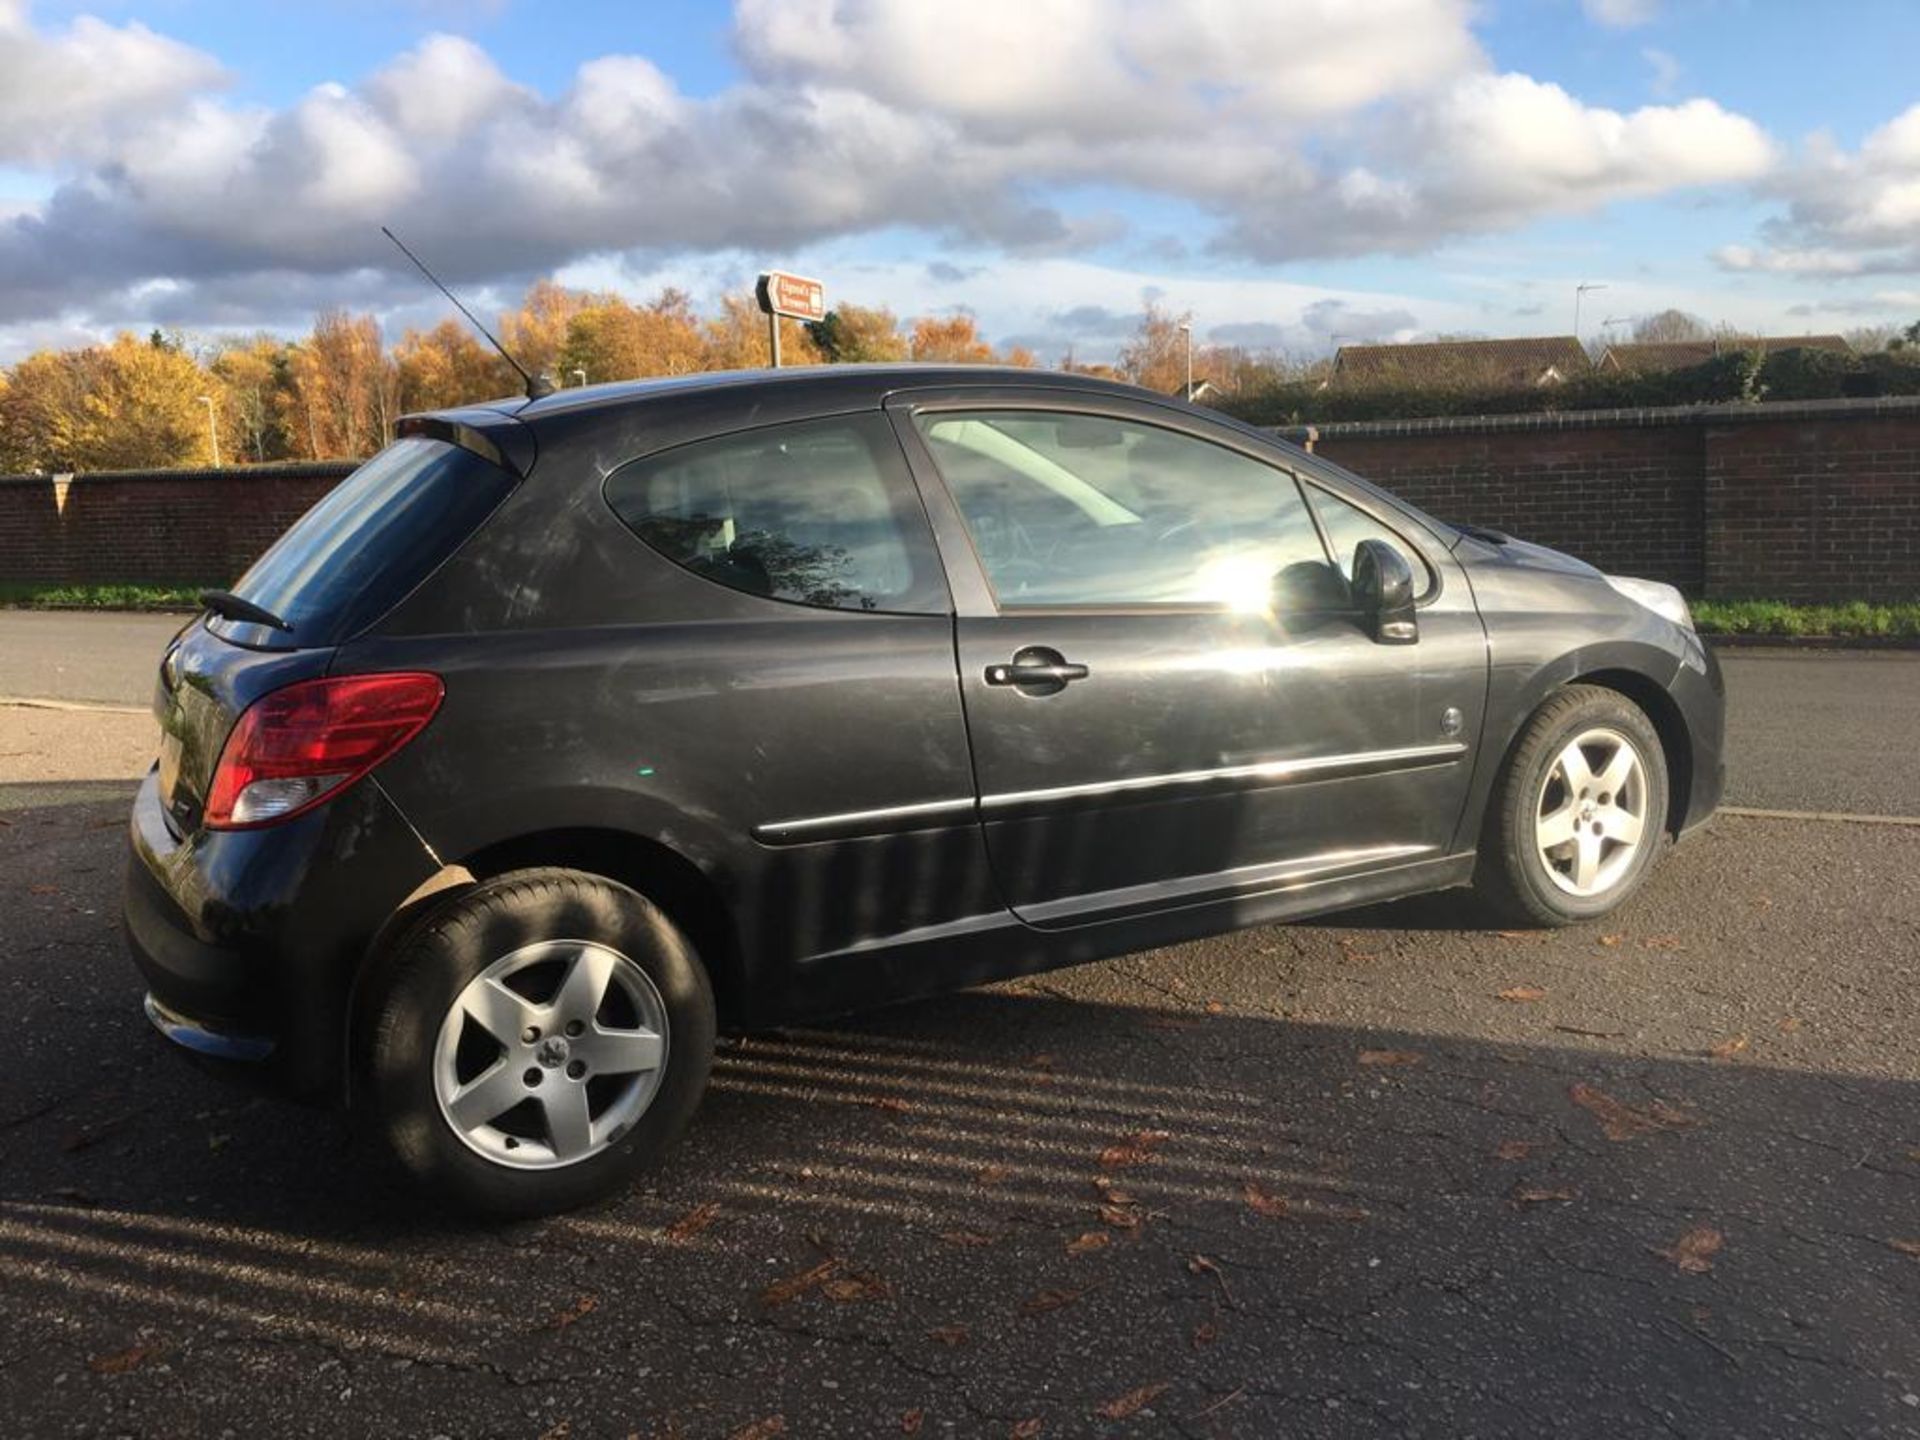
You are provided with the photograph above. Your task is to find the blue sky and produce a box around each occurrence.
[4,0,1919,363]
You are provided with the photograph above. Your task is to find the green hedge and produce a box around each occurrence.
[0,582,208,610]
[1692,599,1920,638]
[1216,348,1920,428]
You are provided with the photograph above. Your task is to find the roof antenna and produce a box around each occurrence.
[381,226,555,400]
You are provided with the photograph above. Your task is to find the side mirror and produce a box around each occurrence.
[1352,539,1418,645]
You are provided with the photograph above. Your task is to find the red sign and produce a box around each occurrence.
[756,270,827,323]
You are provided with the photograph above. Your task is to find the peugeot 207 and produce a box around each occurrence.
[125,366,1724,1215]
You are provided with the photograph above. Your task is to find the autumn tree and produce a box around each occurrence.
[288,310,396,459]
[560,289,707,383]
[1632,309,1712,344]
[394,319,514,413]
[210,337,297,463]
[22,334,217,470]
[1118,301,1196,392]
[908,313,995,364]
[807,304,909,363]
[704,292,822,371]
[0,349,92,471]
[499,280,603,384]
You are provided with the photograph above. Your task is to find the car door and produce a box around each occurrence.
[888,389,1488,930]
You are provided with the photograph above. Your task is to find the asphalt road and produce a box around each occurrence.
[1,621,1917,1439]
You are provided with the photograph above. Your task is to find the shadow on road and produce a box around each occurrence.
[2,783,1917,1438]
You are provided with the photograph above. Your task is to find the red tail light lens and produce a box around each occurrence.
[204,672,444,830]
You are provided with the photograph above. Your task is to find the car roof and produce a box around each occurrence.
[449,363,1161,425]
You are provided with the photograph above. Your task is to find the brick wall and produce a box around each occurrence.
[0,462,354,586]
[1281,396,1920,602]
[2,397,1917,602]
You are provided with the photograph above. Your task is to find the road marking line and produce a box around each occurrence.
[0,695,147,715]
[1720,805,1920,828]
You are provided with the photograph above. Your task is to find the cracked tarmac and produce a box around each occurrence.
[2,687,1918,1439]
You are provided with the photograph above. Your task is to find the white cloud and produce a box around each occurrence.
[1582,0,1657,28]
[0,0,1783,340]
[0,0,224,166]
[1717,103,1920,278]
[1643,47,1681,98]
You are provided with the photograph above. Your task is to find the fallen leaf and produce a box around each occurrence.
[1243,1181,1290,1219]
[28,883,56,895]
[1026,1053,1056,1070]
[549,1295,599,1330]
[1358,1049,1423,1067]
[1191,1321,1219,1349]
[1496,986,1547,1003]
[1494,1139,1535,1161]
[1095,1181,1136,1205]
[88,1344,156,1375]
[1066,1231,1110,1255]
[1021,1287,1084,1316]
[1512,1184,1575,1206]
[1010,1422,1043,1439]
[760,1259,839,1308]
[1641,935,1684,951]
[1656,1225,1724,1274]
[665,1201,721,1242]
[1494,930,1536,941]
[901,1411,925,1435]
[728,1420,788,1440]
[1598,934,1624,947]
[1708,1035,1750,1061]
[1098,1130,1172,1169]
[821,1272,891,1303]
[1569,1082,1699,1142]
[939,1229,995,1248]
[1097,1383,1169,1420]
[1888,1239,1920,1258]
[927,1325,970,1347]
[1777,1017,1803,1033]
[1204,1000,1226,1015]
[1099,1204,1144,1231]
[976,1163,1011,1186]
[537,1422,571,1440]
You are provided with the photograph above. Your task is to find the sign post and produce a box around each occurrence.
[754,271,827,368]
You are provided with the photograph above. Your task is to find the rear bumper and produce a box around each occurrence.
[124,765,441,1100]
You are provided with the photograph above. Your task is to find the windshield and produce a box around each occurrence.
[213,437,515,648]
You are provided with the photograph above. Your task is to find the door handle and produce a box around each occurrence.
[986,652,1090,688]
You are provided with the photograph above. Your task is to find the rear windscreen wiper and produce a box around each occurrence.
[200,589,293,632]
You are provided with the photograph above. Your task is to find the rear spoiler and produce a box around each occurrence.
[395,409,535,478]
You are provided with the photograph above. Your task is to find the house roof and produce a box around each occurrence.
[1599,335,1853,373]
[1332,336,1589,388]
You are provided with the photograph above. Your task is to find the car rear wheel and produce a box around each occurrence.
[359,867,714,1217]
[1477,685,1669,927]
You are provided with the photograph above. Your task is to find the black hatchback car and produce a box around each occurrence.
[127,365,1723,1214]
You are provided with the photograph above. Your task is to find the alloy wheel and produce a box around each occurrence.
[1533,726,1649,898]
[433,940,669,1171]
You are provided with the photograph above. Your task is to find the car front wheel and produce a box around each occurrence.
[1477,685,1670,927]
[359,867,715,1217]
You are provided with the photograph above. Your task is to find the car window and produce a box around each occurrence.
[1307,483,1436,596]
[606,414,942,614]
[214,437,517,648]
[915,409,1339,611]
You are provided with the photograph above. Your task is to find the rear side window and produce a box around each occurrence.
[605,414,946,614]
[217,438,515,648]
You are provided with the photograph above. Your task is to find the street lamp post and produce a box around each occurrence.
[572,368,588,388]
[197,395,220,468]
[1179,320,1193,398]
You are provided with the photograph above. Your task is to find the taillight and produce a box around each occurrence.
[204,672,444,830]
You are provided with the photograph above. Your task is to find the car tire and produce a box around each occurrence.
[358,866,715,1217]
[1476,685,1670,928]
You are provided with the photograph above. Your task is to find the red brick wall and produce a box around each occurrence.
[1287,397,1920,602]
[3,399,1918,603]
[0,464,353,586]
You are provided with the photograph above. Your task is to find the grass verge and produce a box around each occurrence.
[0,582,210,611]
[1692,599,1920,638]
